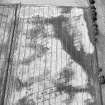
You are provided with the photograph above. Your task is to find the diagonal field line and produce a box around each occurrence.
[0,4,20,105]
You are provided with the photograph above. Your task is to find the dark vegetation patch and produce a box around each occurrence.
[16,96,36,105]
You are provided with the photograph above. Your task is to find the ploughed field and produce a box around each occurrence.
[0,6,15,102]
[0,6,102,105]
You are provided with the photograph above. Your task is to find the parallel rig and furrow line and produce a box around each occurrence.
[0,4,102,105]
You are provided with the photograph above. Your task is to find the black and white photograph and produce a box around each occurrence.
[0,0,105,105]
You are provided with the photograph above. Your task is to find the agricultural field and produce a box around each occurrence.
[0,5,102,105]
[0,6,15,102]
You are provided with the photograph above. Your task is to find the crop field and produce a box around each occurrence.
[0,5,102,105]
